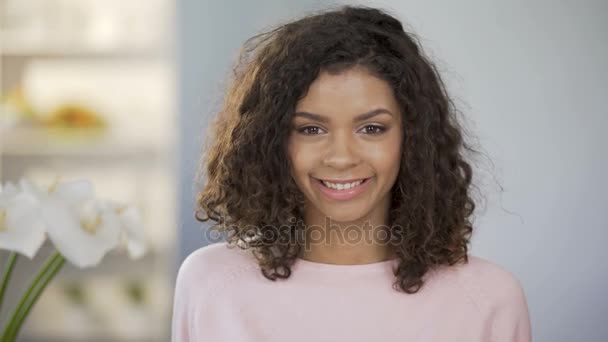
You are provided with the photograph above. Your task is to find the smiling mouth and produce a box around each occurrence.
[313,177,371,190]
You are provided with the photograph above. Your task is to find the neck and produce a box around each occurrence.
[298,205,395,265]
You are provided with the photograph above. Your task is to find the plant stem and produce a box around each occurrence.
[0,251,65,342]
[12,257,65,340]
[0,252,18,312]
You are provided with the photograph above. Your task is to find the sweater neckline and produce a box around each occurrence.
[294,256,398,274]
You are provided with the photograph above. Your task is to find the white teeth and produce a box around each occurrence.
[321,179,364,190]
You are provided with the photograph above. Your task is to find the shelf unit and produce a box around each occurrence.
[0,1,177,341]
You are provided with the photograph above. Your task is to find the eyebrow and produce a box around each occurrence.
[293,108,394,123]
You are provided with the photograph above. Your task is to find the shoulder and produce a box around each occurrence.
[432,255,529,318]
[432,255,532,340]
[172,243,256,340]
[445,255,528,308]
[174,242,258,295]
[452,255,527,302]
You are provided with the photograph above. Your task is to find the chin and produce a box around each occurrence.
[316,203,372,224]
[321,212,359,223]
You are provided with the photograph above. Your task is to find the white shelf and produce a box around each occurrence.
[0,28,167,58]
[0,45,168,59]
[0,126,170,158]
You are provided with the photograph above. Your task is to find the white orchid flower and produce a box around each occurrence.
[113,203,147,259]
[0,181,47,259]
[39,179,122,268]
[0,177,149,342]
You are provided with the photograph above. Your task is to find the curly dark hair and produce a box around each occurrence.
[195,5,485,294]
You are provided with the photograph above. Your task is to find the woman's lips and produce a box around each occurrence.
[312,177,372,201]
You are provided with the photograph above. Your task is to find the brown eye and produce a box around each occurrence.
[297,126,325,135]
[361,124,386,135]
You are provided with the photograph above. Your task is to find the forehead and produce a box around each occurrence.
[294,66,400,118]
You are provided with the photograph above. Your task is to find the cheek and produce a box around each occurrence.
[287,141,316,177]
[363,135,402,174]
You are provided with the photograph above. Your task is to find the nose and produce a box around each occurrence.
[322,131,360,169]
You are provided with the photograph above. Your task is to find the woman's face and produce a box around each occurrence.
[287,66,402,224]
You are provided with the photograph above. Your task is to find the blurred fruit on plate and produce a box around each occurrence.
[44,104,106,129]
[0,86,37,129]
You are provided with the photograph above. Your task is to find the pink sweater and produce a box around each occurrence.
[171,242,532,341]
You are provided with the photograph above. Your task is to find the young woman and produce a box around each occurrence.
[172,5,532,342]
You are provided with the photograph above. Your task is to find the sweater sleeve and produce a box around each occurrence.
[490,276,533,342]
[171,255,195,342]
[171,248,216,342]
[170,243,246,341]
